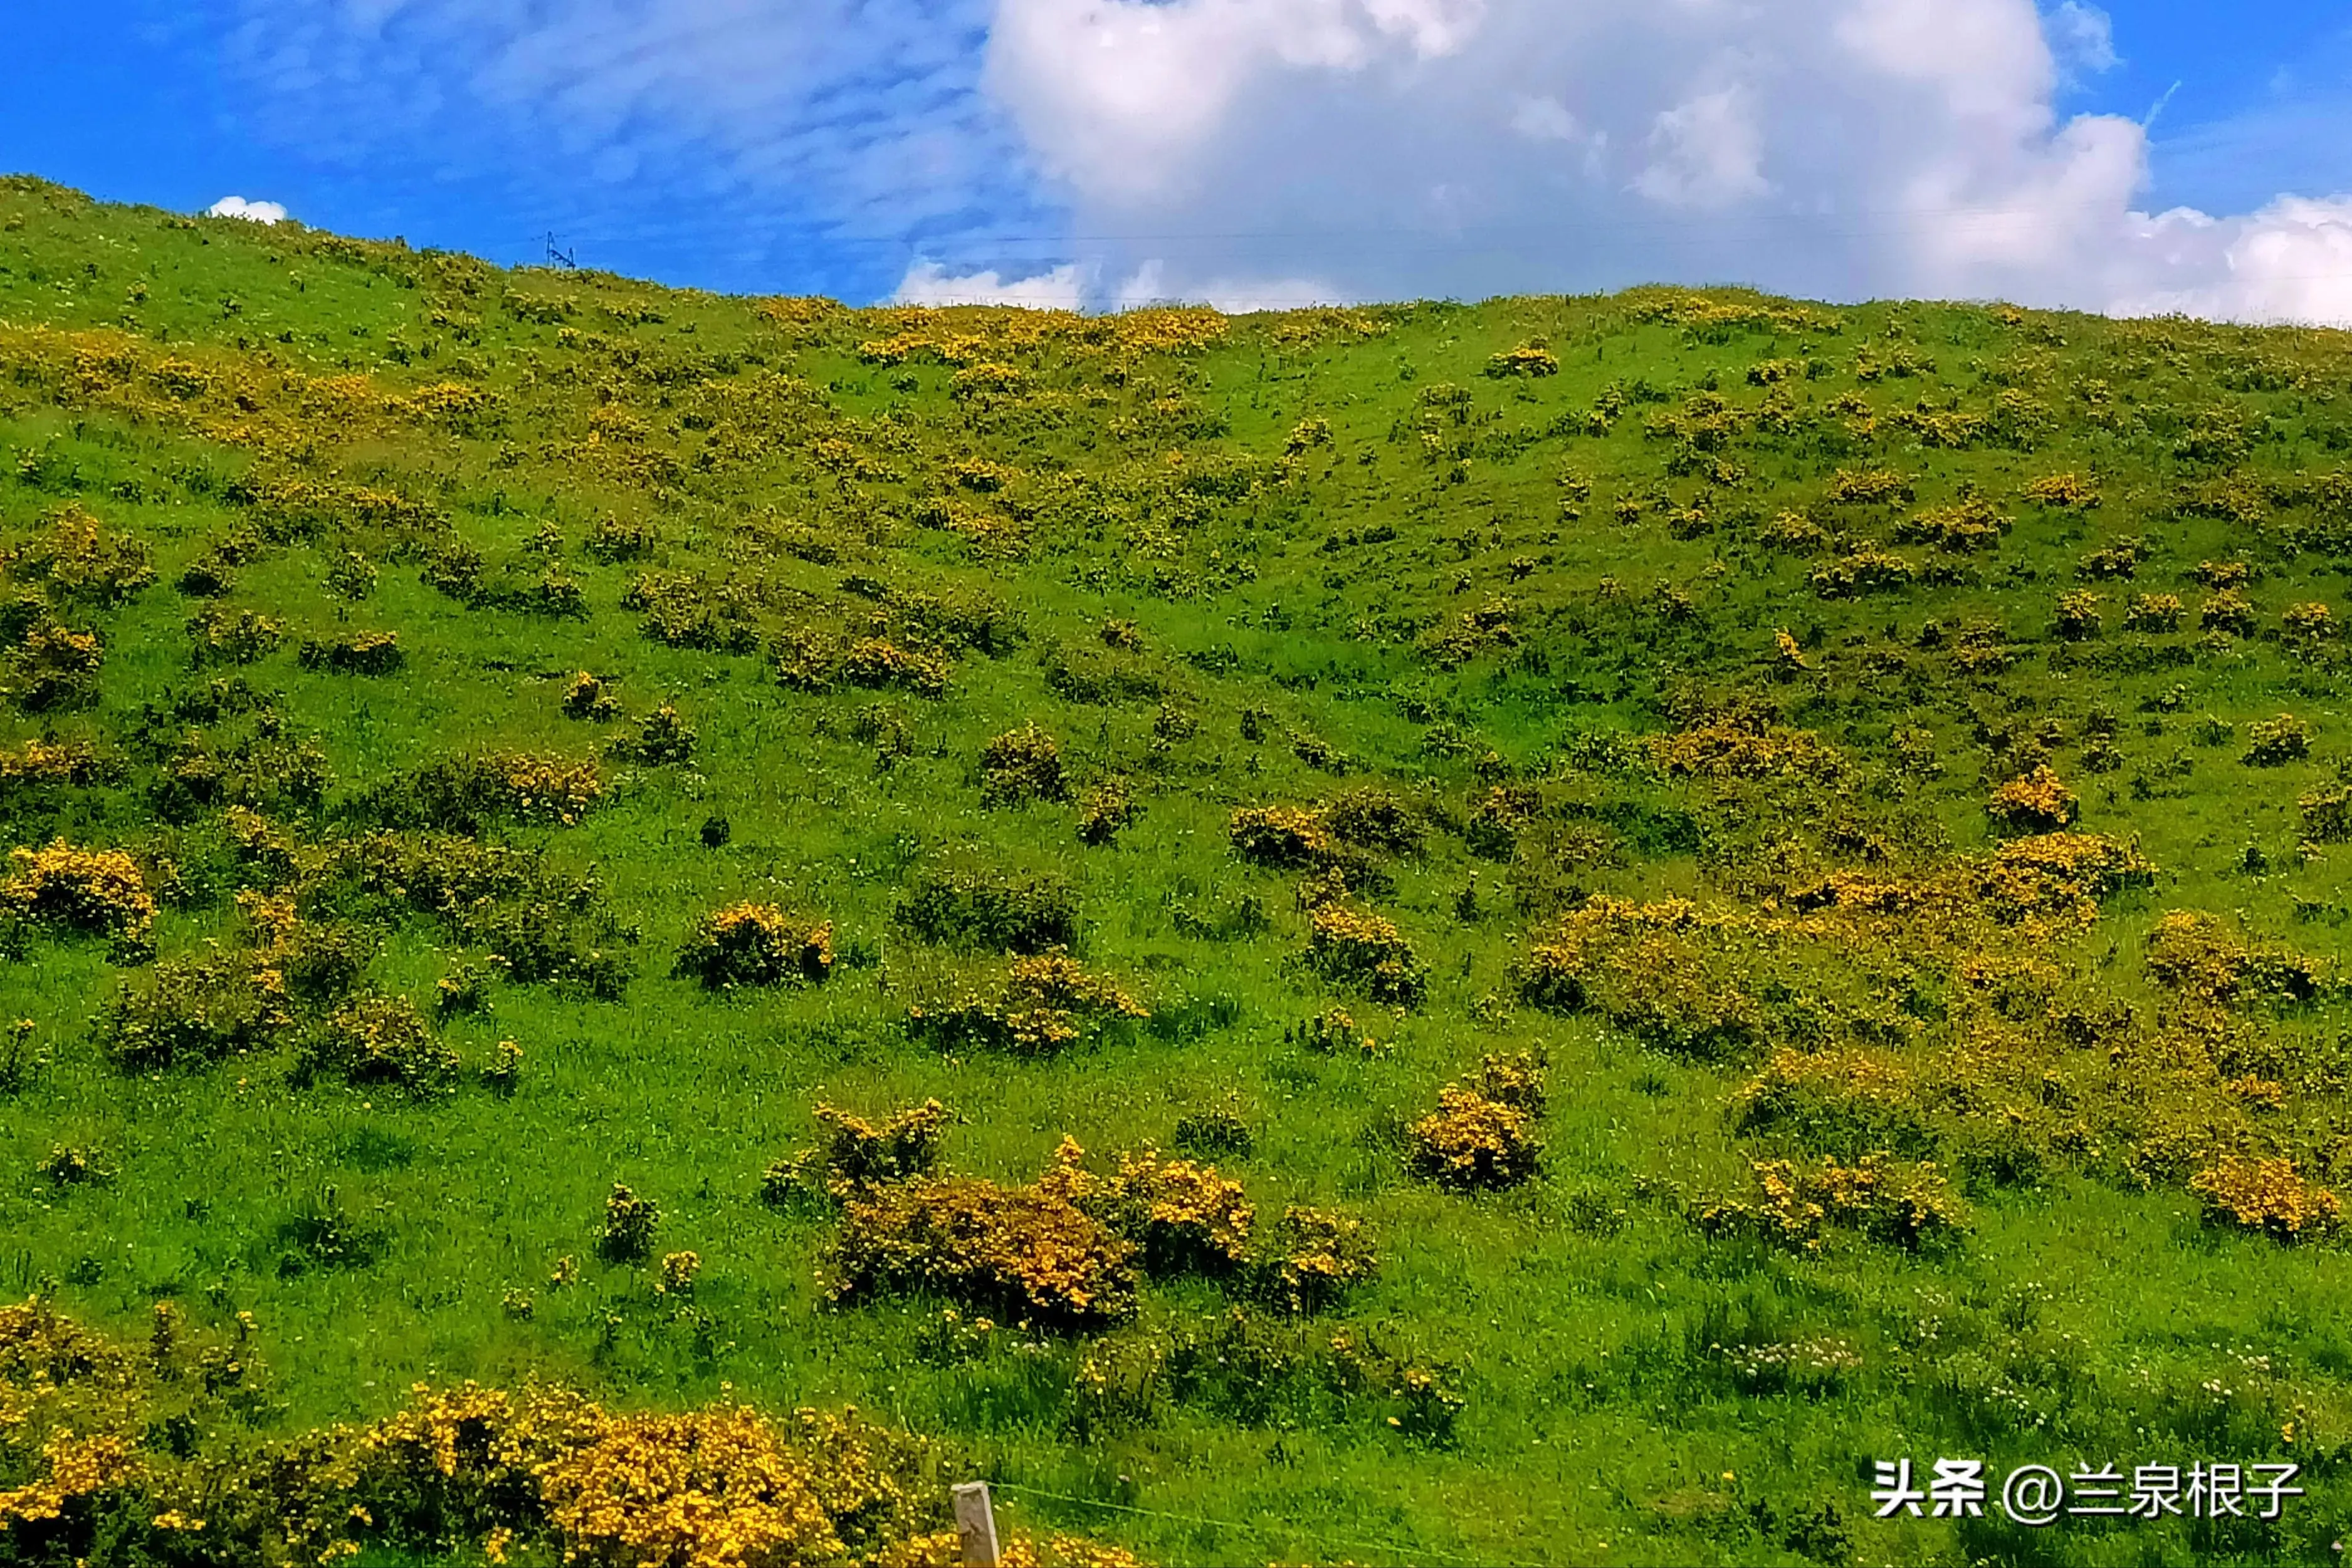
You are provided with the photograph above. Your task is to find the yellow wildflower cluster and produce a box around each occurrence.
[676,903,834,989]
[0,838,154,948]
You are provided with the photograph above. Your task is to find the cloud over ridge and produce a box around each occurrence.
[214,0,2352,323]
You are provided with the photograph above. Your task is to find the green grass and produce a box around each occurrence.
[1,169,2351,1564]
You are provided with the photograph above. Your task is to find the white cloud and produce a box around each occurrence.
[1632,86,1772,209]
[2109,196,2352,325]
[207,196,290,224]
[896,260,1088,308]
[2048,1,2118,76]
[979,0,2352,323]
[209,0,2352,324]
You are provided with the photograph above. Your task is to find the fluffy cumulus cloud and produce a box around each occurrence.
[970,0,2352,323]
[207,196,290,223]
[896,260,1088,308]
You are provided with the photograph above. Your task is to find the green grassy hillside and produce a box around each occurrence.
[3,169,2352,1565]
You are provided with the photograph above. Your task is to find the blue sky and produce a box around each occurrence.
[6,1,2351,318]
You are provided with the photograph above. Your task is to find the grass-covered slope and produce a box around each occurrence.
[3,169,2352,1564]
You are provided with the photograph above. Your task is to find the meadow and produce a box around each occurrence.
[1,169,2351,1564]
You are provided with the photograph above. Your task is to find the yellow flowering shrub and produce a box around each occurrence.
[655,1251,701,1297]
[1096,1150,1256,1278]
[601,1184,661,1263]
[562,669,624,720]
[2301,786,2352,845]
[2243,713,2313,767]
[0,737,103,794]
[2145,911,2326,1008]
[297,993,459,1095]
[1305,905,1427,1007]
[376,752,603,830]
[1647,710,1844,781]
[1229,805,1338,869]
[2055,590,2103,639]
[2021,471,2100,508]
[5,503,153,606]
[767,1100,951,1204]
[2200,589,2257,637]
[905,954,1147,1057]
[1409,1086,1539,1191]
[833,1168,1140,1330]
[837,637,953,698]
[297,629,404,675]
[0,838,154,948]
[676,903,834,988]
[186,605,284,666]
[1076,778,1135,846]
[491,752,602,825]
[1485,343,1559,378]
[1825,467,1912,505]
[1987,766,2078,832]
[2283,600,2336,646]
[2192,1156,2341,1240]
[1808,545,1916,598]
[979,723,1067,806]
[542,1405,846,1567]
[1895,498,2010,553]
[1259,1206,1377,1314]
[0,1430,139,1532]
[97,953,297,1070]
[1699,1156,1966,1252]
[2123,592,2184,632]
